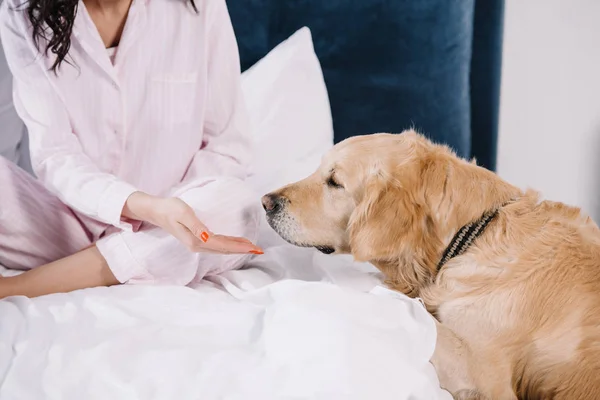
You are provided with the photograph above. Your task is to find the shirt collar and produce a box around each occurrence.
[73,0,147,40]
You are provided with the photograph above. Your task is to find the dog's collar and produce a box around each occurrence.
[436,208,501,272]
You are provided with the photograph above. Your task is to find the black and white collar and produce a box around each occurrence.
[436,208,501,272]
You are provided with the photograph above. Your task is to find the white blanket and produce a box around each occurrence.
[0,246,451,400]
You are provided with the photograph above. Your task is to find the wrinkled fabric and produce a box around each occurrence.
[0,248,451,400]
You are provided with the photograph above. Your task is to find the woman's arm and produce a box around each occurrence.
[1,1,261,256]
[0,3,139,229]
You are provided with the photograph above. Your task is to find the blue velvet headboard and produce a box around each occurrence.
[226,0,504,171]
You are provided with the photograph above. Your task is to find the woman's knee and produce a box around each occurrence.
[98,228,200,286]
[100,225,251,286]
[104,180,261,285]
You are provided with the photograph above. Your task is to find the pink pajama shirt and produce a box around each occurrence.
[0,0,260,284]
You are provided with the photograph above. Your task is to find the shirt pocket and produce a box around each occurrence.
[150,73,198,126]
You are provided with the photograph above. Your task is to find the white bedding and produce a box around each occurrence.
[0,248,450,399]
[0,28,451,399]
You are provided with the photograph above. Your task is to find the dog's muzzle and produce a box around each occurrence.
[261,193,336,254]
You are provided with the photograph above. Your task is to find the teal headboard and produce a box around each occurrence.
[227,0,504,170]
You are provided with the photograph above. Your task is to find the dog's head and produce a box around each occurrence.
[262,130,517,294]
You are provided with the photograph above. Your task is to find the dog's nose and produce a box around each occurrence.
[262,194,283,213]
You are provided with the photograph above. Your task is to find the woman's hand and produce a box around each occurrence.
[122,192,263,255]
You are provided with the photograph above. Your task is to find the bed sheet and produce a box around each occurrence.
[0,246,451,400]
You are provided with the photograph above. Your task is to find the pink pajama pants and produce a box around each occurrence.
[0,157,261,285]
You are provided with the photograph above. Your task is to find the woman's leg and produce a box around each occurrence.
[0,157,118,298]
[0,246,118,298]
[95,177,261,285]
[0,154,260,293]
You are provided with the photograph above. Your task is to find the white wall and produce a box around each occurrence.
[497,0,600,221]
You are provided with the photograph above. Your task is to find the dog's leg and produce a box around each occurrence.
[430,320,486,399]
[431,320,517,400]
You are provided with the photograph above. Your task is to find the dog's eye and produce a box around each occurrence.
[326,176,343,189]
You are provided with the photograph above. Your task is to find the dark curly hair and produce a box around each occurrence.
[20,0,197,73]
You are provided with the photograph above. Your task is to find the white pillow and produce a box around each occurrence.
[242,27,333,195]
[241,27,334,249]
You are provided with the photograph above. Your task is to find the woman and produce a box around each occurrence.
[0,0,263,298]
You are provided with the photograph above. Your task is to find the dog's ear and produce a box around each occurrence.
[348,172,442,294]
[348,178,412,262]
[346,137,448,265]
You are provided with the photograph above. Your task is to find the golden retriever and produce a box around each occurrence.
[261,130,600,400]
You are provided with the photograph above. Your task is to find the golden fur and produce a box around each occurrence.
[263,131,600,399]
